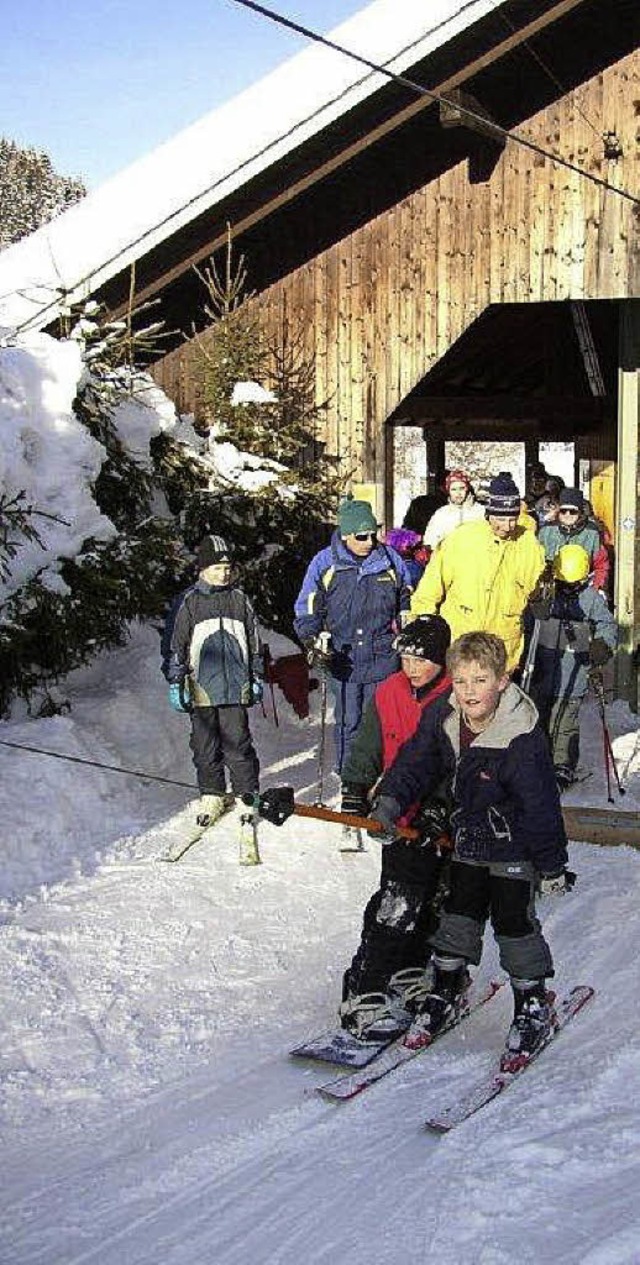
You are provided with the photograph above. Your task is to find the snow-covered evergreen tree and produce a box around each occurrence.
[190,235,346,636]
[0,137,86,250]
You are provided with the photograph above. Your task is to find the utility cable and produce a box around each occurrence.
[230,0,639,209]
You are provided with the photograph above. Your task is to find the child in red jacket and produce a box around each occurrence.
[339,616,452,1042]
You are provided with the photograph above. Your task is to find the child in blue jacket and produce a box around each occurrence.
[167,535,263,826]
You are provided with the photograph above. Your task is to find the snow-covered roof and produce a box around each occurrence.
[0,0,507,334]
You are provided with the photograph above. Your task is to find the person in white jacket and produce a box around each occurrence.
[423,470,484,551]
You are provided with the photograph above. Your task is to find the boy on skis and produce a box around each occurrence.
[338,616,453,1042]
[370,631,572,1068]
[167,534,263,826]
[527,543,617,791]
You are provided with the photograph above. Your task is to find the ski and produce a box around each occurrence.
[425,984,595,1132]
[238,794,261,866]
[161,797,236,862]
[161,823,211,863]
[291,1023,400,1070]
[315,979,504,1101]
[338,825,366,854]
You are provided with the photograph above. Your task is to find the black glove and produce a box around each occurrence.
[412,801,449,847]
[258,786,295,826]
[368,795,402,843]
[341,784,369,818]
[538,868,577,897]
[589,637,611,667]
[528,596,553,622]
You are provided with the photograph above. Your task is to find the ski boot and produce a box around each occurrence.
[500,979,557,1072]
[408,956,471,1043]
[554,765,575,793]
[196,792,234,827]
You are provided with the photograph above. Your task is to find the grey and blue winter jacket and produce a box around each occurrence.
[377,683,568,874]
[529,583,617,702]
[293,532,412,684]
[168,581,262,708]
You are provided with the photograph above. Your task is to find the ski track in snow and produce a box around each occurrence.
[1,628,640,1263]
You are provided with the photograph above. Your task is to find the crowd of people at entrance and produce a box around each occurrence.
[163,459,617,1074]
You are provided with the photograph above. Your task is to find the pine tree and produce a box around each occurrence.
[189,233,347,636]
[0,299,208,714]
[0,137,85,250]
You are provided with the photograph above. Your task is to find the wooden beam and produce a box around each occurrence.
[109,0,589,319]
[391,395,611,424]
[614,300,640,709]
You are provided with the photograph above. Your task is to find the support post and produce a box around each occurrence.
[614,301,640,710]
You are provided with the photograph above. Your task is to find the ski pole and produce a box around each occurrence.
[314,631,331,805]
[520,617,541,696]
[591,672,624,799]
[262,644,279,727]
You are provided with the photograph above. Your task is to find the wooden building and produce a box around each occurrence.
[1,0,638,700]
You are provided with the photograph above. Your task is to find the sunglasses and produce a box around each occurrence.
[353,531,377,541]
[559,507,580,516]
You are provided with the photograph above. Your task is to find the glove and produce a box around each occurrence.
[538,869,577,897]
[589,637,611,667]
[341,784,369,818]
[169,682,190,713]
[368,795,402,843]
[588,666,604,692]
[528,596,553,621]
[251,678,264,704]
[304,632,332,670]
[412,801,449,847]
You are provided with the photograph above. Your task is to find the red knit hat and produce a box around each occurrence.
[445,469,471,492]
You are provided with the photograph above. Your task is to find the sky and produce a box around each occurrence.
[1,0,365,190]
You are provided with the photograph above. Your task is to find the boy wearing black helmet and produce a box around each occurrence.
[527,543,617,790]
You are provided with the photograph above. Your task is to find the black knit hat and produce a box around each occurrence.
[558,487,585,512]
[486,472,521,517]
[394,616,451,666]
[196,534,232,569]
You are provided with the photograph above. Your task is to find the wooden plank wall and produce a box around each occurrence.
[153,48,639,485]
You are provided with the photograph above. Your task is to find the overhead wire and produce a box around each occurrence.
[497,9,603,141]
[230,0,638,207]
[8,0,639,336]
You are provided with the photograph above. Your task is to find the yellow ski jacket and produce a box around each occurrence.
[410,518,545,671]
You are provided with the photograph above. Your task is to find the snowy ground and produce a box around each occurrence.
[1,623,640,1265]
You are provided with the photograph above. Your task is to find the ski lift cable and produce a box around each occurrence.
[0,738,197,791]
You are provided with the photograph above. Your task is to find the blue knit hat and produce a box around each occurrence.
[338,496,378,536]
[486,472,521,517]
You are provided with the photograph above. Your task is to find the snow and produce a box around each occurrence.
[1,620,640,1264]
[1,274,640,1263]
[0,0,508,332]
[0,331,116,597]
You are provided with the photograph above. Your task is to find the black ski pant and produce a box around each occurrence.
[430,858,554,981]
[190,705,259,796]
[344,838,445,998]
